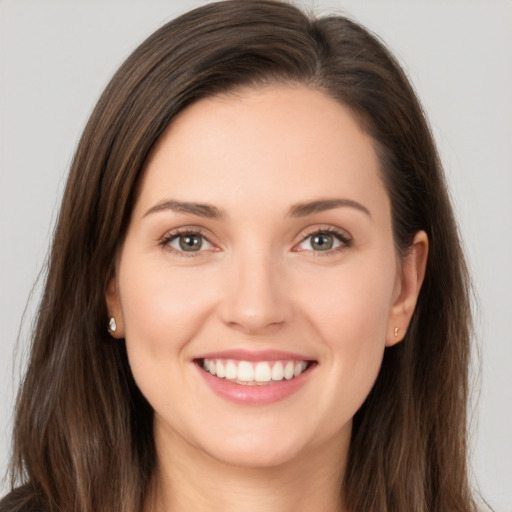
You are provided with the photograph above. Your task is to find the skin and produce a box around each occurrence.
[107,85,428,512]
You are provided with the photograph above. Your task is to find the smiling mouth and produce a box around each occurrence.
[196,358,315,385]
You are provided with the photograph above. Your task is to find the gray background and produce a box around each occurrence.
[1,0,511,509]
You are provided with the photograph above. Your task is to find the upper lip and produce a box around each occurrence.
[194,349,315,362]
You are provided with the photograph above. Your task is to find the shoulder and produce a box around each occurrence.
[0,486,45,512]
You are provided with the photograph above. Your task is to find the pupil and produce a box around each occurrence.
[179,235,202,251]
[312,234,333,251]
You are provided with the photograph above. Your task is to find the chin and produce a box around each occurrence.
[191,416,347,470]
[202,437,307,469]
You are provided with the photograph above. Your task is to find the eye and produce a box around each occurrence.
[160,229,215,255]
[295,228,351,253]
[173,233,206,252]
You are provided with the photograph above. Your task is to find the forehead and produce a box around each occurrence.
[136,85,388,219]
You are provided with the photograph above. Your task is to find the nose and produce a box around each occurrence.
[218,248,291,335]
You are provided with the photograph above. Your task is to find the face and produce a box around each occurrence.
[107,85,426,470]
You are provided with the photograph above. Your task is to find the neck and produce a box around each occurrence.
[145,424,349,512]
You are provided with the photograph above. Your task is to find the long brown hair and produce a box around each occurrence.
[5,1,478,511]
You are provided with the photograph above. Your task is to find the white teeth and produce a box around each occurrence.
[201,358,310,384]
[237,361,254,382]
[216,361,226,378]
[254,362,272,382]
[284,361,294,380]
[225,360,237,379]
[294,361,307,377]
[271,361,284,381]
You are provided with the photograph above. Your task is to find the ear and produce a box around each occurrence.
[105,275,125,338]
[386,231,428,346]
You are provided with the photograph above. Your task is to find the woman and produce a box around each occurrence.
[1,1,480,511]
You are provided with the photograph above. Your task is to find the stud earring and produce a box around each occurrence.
[108,317,117,333]
[394,327,399,338]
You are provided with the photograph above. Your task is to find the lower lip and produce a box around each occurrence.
[195,362,315,405]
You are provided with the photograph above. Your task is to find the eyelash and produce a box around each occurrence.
[158,226,352,258]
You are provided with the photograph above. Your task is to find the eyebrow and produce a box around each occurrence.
[143,197,371,221]
[143,199,225,220]
[287,198,372,218]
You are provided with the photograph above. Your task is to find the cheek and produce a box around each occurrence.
[118,256,221,365]
[294,255,396,414]
[299,254,395,343]
[118,257,224,421]
[127,258,215,318]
